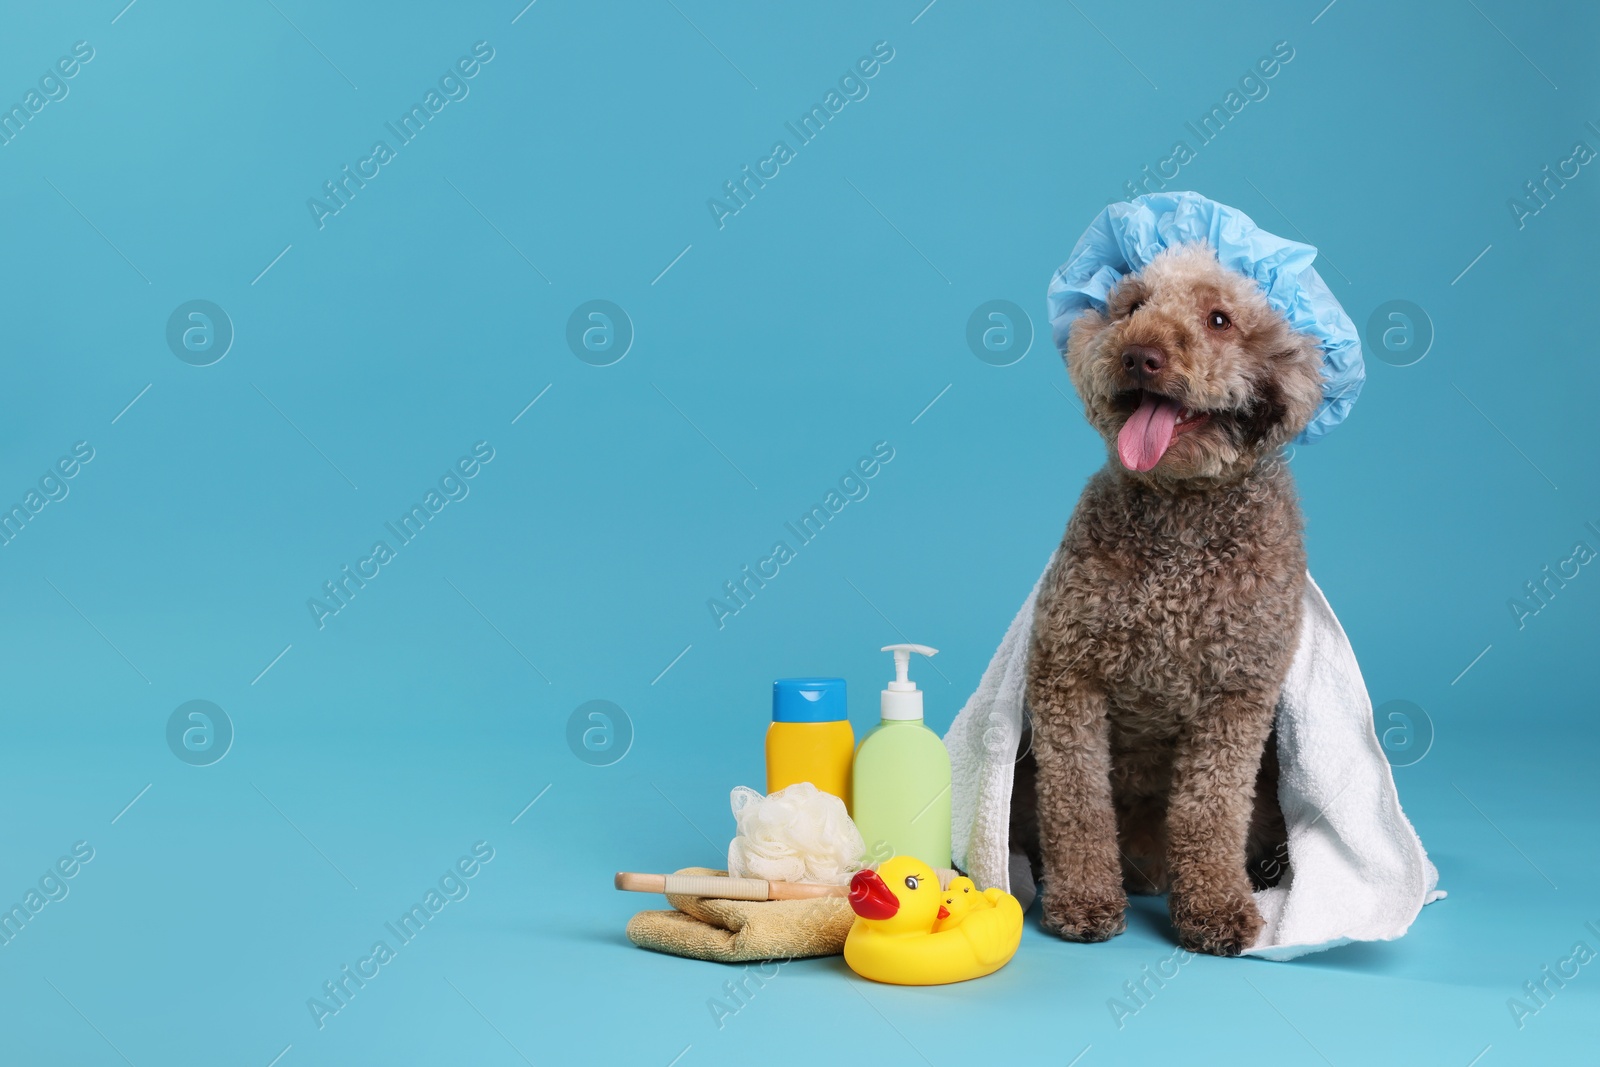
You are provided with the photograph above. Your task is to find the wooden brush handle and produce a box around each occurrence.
[760,879,846,900]
[613,872,846,901]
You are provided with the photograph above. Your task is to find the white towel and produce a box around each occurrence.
[945,554,1443,959]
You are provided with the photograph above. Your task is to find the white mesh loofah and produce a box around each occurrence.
[726,783,866,886]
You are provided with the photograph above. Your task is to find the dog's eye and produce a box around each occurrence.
[1207,310,1232,331]
[1126,300,1144,317]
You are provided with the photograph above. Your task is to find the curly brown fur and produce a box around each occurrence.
[1021,242,1324,956]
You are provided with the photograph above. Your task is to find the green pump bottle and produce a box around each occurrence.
[851,644,950,870]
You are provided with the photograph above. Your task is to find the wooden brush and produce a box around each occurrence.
[614,868,959,901]
[614,872,843,901]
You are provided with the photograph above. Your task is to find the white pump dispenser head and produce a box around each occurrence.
[879,643,938,721]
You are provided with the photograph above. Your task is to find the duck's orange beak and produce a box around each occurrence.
[849,870,900,920]
[937,905,950,920]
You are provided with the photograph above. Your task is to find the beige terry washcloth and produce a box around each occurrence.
[625,868,854,963]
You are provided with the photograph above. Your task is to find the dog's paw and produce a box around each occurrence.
[1039,885,1128,943]
[1168,886,1263,957]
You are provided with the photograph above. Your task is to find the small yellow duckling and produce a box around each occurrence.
[931,876,1001,932]
[844,857,1023,985]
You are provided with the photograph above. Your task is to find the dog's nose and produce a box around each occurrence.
[1121,345,1165,377]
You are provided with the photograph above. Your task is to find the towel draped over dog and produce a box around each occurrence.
[945,555,1443,959]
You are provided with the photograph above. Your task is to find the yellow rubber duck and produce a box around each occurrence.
[844,857,1023,985]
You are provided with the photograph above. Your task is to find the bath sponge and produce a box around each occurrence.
[726,783,865,886]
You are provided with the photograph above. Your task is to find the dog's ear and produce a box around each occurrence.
[1065,307,1106,357]
[1240,376,1289,446]
[1064,307,1109,398]
[1243,337,1323,447]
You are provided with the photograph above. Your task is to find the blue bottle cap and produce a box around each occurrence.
[772,677,847,723]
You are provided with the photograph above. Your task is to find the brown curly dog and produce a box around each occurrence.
[1014,241,1325,956]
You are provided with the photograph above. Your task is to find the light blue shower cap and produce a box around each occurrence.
[1045,190,1363,444]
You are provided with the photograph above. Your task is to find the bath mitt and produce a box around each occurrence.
[1045,190,1364,444]
[625,868,854,963]
[945,558,1444,960]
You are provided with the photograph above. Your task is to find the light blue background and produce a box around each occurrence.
[0,1,1595,1064]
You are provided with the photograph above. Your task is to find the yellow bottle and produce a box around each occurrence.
[766,678,853,810]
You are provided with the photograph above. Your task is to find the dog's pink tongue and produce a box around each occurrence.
[1117,394,1180,472]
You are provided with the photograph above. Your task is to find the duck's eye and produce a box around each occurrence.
[962,887,971,893]
[904,875,920,890]
[1207,310,1231,331]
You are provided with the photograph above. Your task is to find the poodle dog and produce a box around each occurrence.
[1014,241,1325,956]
